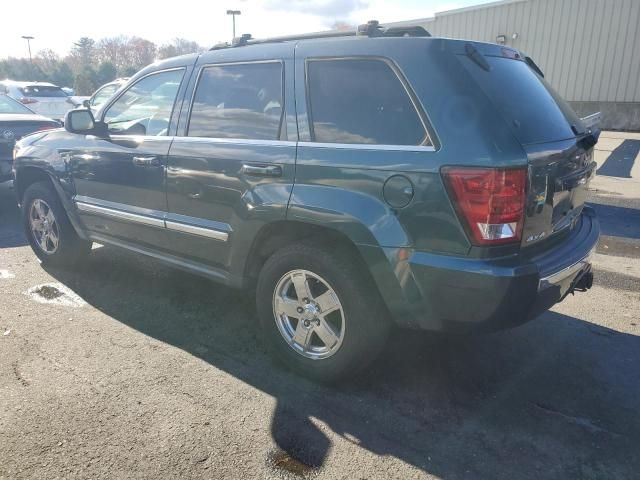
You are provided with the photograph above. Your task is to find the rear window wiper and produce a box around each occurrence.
[465,43,490,72]
[524,56,544,78]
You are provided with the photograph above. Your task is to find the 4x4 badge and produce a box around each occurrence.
[526,231,547,243]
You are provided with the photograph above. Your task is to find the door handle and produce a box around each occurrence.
[132,156,161,167]
[241,164,282,177]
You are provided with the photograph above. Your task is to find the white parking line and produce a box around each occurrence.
[0,269,15,279]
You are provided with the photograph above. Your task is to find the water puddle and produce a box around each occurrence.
[268,449,317,478]
[34,285,65,300]
[24,283,86,308]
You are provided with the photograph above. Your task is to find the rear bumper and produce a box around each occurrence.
[369,206,599,332]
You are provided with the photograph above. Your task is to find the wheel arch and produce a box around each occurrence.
[14,166,55,204]
[14,165,88,240]
[242,219,409,326]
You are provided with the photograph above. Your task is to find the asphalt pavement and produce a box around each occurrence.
[1,133,639,479]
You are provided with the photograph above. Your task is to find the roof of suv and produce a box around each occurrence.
[141,22,436,75]
[139,21,516,84]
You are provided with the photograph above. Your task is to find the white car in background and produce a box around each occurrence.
[84,77,129,114]
[61,87,89,108]
[0,80,76,121]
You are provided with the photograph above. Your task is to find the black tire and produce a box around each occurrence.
[256,240,391,383]
[21,181,91,267]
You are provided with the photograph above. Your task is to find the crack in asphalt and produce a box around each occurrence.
[533,402,621,437]
[11,361,30,387]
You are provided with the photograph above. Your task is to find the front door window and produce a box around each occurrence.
[103,69,184,136]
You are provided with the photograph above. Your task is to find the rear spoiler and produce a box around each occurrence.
[581,112,601,130]
[578,112,601,149]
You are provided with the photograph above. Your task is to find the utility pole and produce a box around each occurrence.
[21,36,34,64]
[226,10,241,40]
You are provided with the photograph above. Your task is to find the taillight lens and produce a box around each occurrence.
[442,167,527,246]
[19,97,38,105]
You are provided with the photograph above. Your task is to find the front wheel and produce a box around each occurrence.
[22,181,91,267]
[256,241,391,383]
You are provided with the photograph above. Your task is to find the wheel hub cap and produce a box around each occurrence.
[29,199,59,255]
[273,269,345,360]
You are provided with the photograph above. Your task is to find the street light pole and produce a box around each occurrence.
[21,36,35,64]
[226,10,241,40]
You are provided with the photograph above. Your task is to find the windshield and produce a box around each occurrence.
[0,95,34,114]
[20,85,68,98]
[461,55,585,145]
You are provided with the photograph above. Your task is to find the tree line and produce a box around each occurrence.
[0,37,205,95]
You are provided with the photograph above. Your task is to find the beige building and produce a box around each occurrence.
[388,0,640,130]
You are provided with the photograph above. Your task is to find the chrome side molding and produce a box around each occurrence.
[76,201,165,228]
[75,196,229,242]
[165,220,228,241]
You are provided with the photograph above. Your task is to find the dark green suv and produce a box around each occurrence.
[13,24,599,382]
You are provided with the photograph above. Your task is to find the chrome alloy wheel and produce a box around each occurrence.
[273,269,345,360]
[29,199,60,254]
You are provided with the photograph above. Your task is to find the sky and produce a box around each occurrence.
[1,0,497,59]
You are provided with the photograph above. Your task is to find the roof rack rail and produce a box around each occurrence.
[232,33,253,47]
[209,20,431,50]
[357,19,384,36]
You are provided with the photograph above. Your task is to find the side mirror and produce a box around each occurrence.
[82,99,91,108]
[65,109,98,134]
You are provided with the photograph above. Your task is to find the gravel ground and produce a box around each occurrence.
[1,140,639,479]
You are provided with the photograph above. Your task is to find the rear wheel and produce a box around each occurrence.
[256,241,390,383]
[22,181,91,266]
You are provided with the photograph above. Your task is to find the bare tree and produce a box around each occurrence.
[125,37,157,71]
[35,49,60,75]
[158,38,203,59]
[96,36,130,72]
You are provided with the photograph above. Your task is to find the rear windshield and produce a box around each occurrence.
[461,55,584,145]
[19,85,67,98]
[0,95,33,114]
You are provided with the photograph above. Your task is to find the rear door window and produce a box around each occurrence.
[306,58,429,146]
[460,55,584,145]
[20,85,68,98]
[187,62,284,140]
[0,95,33,114]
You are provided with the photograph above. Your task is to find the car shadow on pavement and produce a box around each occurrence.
[596,139,640,179]
[42,245,640,480]
[0,182,27,248]
[590,203,640,240]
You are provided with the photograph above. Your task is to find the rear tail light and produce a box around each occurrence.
[442,167,527,246]
[19,97,38,105]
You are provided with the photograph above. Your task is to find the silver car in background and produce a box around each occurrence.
[0,80,76,121]
[84,77,129,114]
